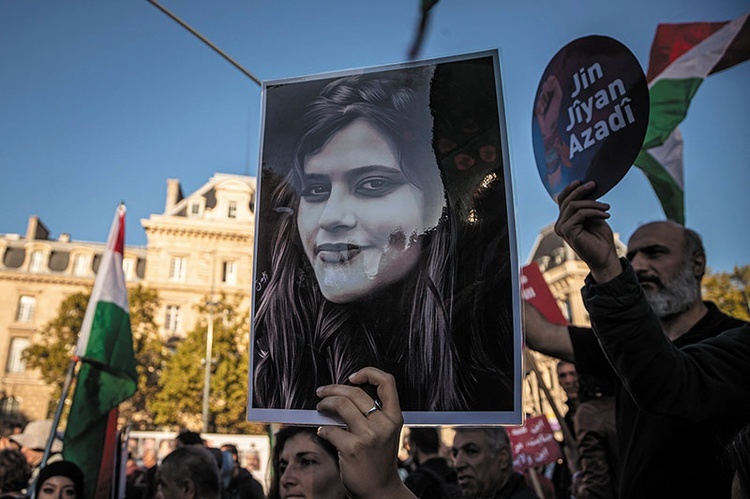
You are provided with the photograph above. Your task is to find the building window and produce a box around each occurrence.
[6,338,30,374]
[222,261,237,285]
[29,251,44,272]
[227,201,237,219]
[169,257,186,282]
[165,305,181,333]
[189,202,202,218]
[0,396,20,419]
[72,254,89,276]
[562,299,572,322]
[122,258,133,280]
[15,296,36,323]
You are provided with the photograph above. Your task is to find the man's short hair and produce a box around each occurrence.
[683,227,705,260]
[454,427,510,456]
[220,443,239,461]
[683,227,706,281]
[161,446,220,499]
[175,430,204,447]
[409,427,440,454]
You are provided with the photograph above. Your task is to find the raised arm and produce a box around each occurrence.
[523,301,575,362]
[554,180,621,284]
[583,264,750,421]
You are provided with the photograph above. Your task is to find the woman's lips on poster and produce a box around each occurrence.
[314,243,363,263]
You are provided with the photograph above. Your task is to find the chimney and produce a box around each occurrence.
[58,233,71,243]
[165,179,183,213]
[26,216,50,241]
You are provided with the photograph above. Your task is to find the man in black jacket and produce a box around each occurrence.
[404,427,461,498]
[526,180,749,498]
[219,444,264,499]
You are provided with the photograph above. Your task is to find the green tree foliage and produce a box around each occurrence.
[151,294,264,434]
[120,285,168,429]
[703,265,750,321]
[22,286,165,424]
[23,293,89,404]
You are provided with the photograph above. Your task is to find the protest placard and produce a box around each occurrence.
[249,50,522,425]
[508,415,562,471]
[532,35,649,200]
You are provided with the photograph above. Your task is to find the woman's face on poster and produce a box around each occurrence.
[297,118,442,303]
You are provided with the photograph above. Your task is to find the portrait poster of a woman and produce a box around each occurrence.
[249,51,522,425]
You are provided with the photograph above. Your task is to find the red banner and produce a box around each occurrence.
[521,263,568,325]
[508,415,562,471]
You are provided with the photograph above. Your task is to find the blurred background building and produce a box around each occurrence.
[0,173,255,423]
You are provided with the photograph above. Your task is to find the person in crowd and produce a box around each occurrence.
[174,431,204,448]
[555,361,579,434]
[404,427,461,498]
[525,179,750,498]
[155,446,220,499]
[137,448,159,499]
[8,420,63,493]
[219,444,264,499]
[551,360,578,499]
[34,461,84,499]
[0,422,23,452]
[267,426,346,499]
[254,57,514,413]
[125,452,148,499]
[171,430,240,499]
[0,448,30,498]
[571,374,619,499]
[451,427,537,499]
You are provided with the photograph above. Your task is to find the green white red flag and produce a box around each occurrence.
[63,204,137,499]
[634,12,750,224]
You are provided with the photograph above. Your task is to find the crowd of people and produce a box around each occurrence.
[0,178,748,499]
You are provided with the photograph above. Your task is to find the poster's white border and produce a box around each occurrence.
[247,49,523,427]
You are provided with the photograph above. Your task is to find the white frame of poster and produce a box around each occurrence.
[248,49,522,426]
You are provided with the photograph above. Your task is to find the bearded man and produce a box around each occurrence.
[525,217,748,499]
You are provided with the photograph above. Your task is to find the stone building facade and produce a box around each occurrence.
[141,174,256,343]
[0,173,255,423]
[523,223,626,424]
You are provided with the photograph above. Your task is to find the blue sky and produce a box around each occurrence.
[1,0,748,272]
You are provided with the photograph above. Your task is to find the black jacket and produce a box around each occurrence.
[570,260,749,498]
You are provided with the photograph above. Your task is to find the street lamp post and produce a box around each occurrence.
[202,250,217,433]
[202,300,216,433]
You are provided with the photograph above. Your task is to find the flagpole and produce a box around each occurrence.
[202,250,217,433]
[40,357,78,472]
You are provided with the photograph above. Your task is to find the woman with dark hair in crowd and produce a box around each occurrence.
[267,426,345,499]
[253,57,514,413]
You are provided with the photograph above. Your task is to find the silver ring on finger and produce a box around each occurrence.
[364,398,383,417]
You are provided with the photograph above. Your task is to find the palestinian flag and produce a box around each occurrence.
[63,204,137,499]
[634,12,750,224]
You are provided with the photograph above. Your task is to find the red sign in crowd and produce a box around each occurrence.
[508,415,561,472]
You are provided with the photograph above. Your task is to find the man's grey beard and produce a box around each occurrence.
[643,262,701,319]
